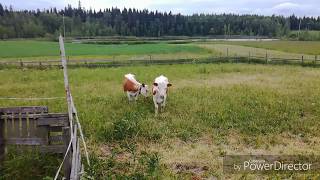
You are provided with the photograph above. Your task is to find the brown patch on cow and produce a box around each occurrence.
[152,86,157,95]
[123,78,139,92]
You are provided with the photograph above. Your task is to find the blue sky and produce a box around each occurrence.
[1,0,319,17]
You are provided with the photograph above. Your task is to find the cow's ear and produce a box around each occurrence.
[167,83,172,87]
[142,83,145,87]
[153,83,158,86]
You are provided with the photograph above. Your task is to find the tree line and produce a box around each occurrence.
[0,2,320,39]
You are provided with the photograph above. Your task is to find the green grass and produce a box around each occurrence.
[1,63,320,179]
[0,40,210,60]
[204,40,320,55]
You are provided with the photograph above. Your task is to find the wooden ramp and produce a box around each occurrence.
[0,106,71,178]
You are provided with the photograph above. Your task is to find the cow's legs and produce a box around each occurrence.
[160,97,166,112]
[127,92,133,101]
[160,103,165,112]
[153,99,159,115]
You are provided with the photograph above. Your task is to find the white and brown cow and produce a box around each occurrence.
[152,75,172,114]
[123,73,148,101]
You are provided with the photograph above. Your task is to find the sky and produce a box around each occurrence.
[0,0,319,17]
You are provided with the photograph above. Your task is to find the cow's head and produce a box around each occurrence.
[153,82,172,99]
[140,83,149,97]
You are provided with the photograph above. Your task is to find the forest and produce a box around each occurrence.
[0,2,320,39]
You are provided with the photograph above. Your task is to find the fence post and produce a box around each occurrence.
[265,52,268,64]
[0,117,4,168]
[315,55,317,64]
[248,52,251,63]
[226,48,229,59]
[20,60,23,67]
[63,127,71,180]
[302,56,304,64]
[149,55,152,64]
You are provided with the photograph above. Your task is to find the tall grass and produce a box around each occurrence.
[1,63,320,178]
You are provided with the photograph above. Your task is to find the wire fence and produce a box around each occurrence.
[0,53,318,69]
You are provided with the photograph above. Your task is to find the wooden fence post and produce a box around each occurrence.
[248,52,251,63]
[149,55,152,64]
[302,56,304,64]
[20,60,23,67]
[265,52,268,64]
[0,117,4,169]
[63,127,71,179]
[315,55,317,64]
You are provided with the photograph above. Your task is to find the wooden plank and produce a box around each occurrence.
[63,127,71,180]
[0,118,5,166]
[59,34,74,144]
[50,126,63,132]
[40,145,65,154]
[71,125,78,180]
[6,114,19,138]
[37,117,69,127]
[0,106,48,114]
[5,138,46,145]
[28,118,38,138]
[0,113,68,120]
[49,135,63,144]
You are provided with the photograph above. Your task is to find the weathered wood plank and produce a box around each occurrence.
[5,138,47,145]
[0,113,68,120]
[0,106,48,114]
[40,145,65,154]
[63,127,71,179]
[50,126,63,132]
[0,119,5,166]
[37,117,69,127]
[49,135,63,144]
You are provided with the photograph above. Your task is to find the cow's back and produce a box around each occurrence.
[123,78,139,92]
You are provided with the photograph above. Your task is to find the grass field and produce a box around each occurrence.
[202,40,320,55]
[1,40,320,62]
[0,40,212,60]
[1,63,320,179]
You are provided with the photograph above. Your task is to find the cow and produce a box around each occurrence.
[123,73,149,101]
[152,75,172,115]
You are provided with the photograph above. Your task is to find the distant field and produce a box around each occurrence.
[205,40,320,55]
[1,64,320,179]
[0,40,212,60]
[1,40,320,63]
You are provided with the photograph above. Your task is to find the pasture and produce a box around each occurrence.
[201,40,320,55]
[1,40,320,64]
[0,40,212,61]
[1,63,320,179]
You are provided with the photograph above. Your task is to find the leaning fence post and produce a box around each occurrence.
[0,116,4,168]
